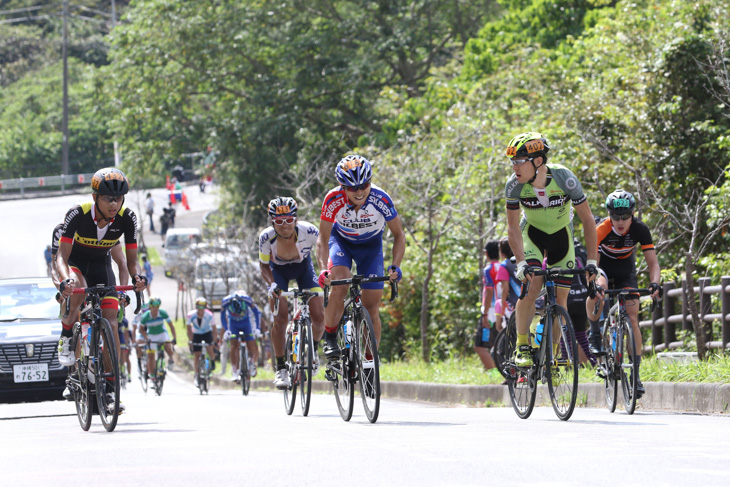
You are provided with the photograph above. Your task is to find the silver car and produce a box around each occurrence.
[0,277,67,400]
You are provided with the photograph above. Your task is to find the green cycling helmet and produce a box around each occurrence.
[505,132,550,159]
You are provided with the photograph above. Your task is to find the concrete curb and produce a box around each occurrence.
[171,348,728,414]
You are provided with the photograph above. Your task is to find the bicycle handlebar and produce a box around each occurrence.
[518,267,593,300]
[594,287,659,312]
[324,275,398,308]
[273,289,323,316]
[64,284,144,319]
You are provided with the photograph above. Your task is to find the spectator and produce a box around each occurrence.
[494,237,520,332]
[475,240,499,372]
[163,202,176,228]
[145,192,155,233]
[142,254,153,297]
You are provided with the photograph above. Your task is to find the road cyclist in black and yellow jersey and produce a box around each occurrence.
[504,132,599,368]
[57,167,148,414]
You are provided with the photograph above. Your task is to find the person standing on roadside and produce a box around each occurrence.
[146,192,155,233]
[475,240,499,372]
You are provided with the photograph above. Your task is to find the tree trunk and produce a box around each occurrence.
[685,255,707,360]
[420,261,433,363]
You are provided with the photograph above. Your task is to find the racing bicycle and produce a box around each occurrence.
[196,340,213,395]
[505,268,588,421]
[234,331,251,396]
[597,287,655,414]
[65,284,141,432]
[148,339,172,396]
[275,289,322,417]
[324,275,398,423]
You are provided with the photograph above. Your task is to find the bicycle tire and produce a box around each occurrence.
[619,315,639,414]
[155,352,165,396]
[492,327,509,379]
[506,314,536,419]
[94,318,120,432]
[333,319,354,421]
[545,305,579,421]
[299,320,313,417]
[197,352,207,395]
[120,363,127,390]
[602,321,618,413]
[72,323,92,431]
[356,307,381,423]
[283,328,297,415]
[240,346,251,396]
[138,356,149,393]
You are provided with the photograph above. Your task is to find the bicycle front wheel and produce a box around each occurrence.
[619,316,638,414]
[155,353,165,396]
[283,328,297,415]
[356,307,381,423]
[506,314,536,419]
[545,306,579,421]
[240,346,251,396]
[72,323,92,431]
[602,323,618,413]
[299,321,314,417]
[197,353,207,395]
[138,355,149,393]
[492,327,509,379]
[94,318,120,432]
[332,321,354,421]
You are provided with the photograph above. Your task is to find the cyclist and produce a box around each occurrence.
[259,196,325,389]
[56,167,147,412]
[139,296,177,383]
[316,154,405,366]
[187,296,218,387]
[117,292,133,383]
[504,132,598,367]
[476,240,499,371]
[585,189,661,398]
[220,291,261,381]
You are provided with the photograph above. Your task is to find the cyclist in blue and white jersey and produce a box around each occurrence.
[187,296,218,386]
[220,291,261,380]
[259,196,325,389]
[316,155,405,362]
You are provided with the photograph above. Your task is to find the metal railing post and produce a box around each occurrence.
[681,279,691,332]
[699,277,713,344]
[722,276,730,351]
[663,281,675,349]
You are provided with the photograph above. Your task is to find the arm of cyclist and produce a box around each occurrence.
[110,243,130,288]
[125,247,147,293]
[316,219,334,286]
[56,240,76,298]
[575,201,598,281]
[166,318,177,344]
[644,248,662,298]
[481,285,493,328]
[386,215,405,282]
[506,208,532,283]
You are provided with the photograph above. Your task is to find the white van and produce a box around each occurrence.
[193,253,240,308]
[163,228,202,278]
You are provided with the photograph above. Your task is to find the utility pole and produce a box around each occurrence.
[62,0,69,175]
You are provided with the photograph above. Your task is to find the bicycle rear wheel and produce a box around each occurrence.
[283,328,297,415]
[299,321,313,417]
[619,317,638,414]
[332,322,354,422]
[94,318,120,432]
[492,327,509,379]
[506,314,536,419]
[155,353,165,396]
[356,308,381,423]
[72,323,92,431]
[240,346,251,396]
[545,306,579,421]
[602,323,618,413]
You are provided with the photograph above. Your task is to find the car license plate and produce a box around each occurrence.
[13,363,49,383]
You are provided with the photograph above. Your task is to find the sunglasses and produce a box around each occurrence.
[99,195,122,204]
[610,213,632,221]
[344,181,370,192]
[272,216,296,225]
[149,300,161,306]
[510,158,533,166]
[196,304,206,309]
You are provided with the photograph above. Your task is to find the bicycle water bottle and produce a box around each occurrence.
[535,321,544,347]
[292,332,299,361]
[611,327,617,351]
[81,322,90,355]
[344,320,352,349]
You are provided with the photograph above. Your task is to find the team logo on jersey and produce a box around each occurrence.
[565,177,578,190]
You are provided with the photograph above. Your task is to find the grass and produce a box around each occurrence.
[145,246,162,266]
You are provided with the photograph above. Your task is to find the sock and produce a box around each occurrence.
[575,331,596,365]
[61,324,73,337]
[325,326,338,335]
[276,355,286,370]
[516,333,529,347]
[589,319,601,338]
[313,340,319,351]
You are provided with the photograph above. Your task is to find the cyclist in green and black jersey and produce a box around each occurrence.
[504,132,598,367]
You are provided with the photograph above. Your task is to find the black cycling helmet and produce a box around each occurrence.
[267,196,298,218]
[605,189,636,215]
[91,167,129,196]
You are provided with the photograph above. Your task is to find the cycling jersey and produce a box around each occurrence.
[320,184,398,244]
[50,223,64,257]
[220,295,261,341]
[187,309,216,334]
[496,258,520,308]
[60,202,138,258]
[505,164,586,234]
[596,217,654,263]
[258,221,318,265]
[482,262,499,323]
[140,309,172,336]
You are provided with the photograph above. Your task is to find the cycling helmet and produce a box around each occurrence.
[267,197,298,218]
[605,189,636,215]
[505,132,550,159]
[91,167,129,196]
[149,296,162,306]
[334,155,372,187]
[195,296,208,307]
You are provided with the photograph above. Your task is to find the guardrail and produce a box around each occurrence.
[638,276,730,353]
[0,173,95,197]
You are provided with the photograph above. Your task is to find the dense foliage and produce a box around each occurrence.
[2,0,729,360]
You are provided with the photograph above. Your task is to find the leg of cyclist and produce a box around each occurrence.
[245,337,258,376]
[625,296,645,397]
[57,271,87,367]
[229,337,240,380]
[586,273,608,354]
[361,289,384,343]
[270,293,290,387]
[322,265,350,359]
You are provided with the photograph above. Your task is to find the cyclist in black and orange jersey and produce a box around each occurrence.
[585,189,661,398]
[56,168,147,409]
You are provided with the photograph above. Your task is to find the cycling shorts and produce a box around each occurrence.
[602,258,639,299]
[522,223,575,288]
[568,302,588,332]
[69,252,119,310]
[228,320,255,342]
[192,331,214,352]
[328,232,385,290]
[147,331,170,345]
[474,322,495,349]
[270,256,319,291]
